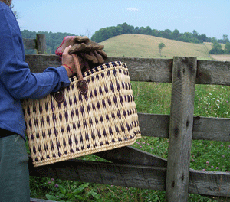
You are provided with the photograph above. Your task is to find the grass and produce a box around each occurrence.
[100,34,214,60]
[29,81,230,201]
[29,34,230,201]
[101,34,230,62]
[210,54,230,61]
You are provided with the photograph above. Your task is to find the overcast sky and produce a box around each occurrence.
[13,0,230,40]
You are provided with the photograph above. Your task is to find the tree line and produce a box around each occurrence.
[21,23,230,54]
[91,22,230,54]
[91,22,211,44]
[21,30,76,54]
[210,37,230,54]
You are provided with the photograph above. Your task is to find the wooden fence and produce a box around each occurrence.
[25,54,230,201]
[23,34,47,54]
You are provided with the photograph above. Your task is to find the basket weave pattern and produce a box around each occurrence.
[22,61,141,167]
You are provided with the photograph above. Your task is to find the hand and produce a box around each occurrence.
[62,45,80,77]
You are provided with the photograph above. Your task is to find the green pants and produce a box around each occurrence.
[0,132,30,202]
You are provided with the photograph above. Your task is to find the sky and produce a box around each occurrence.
[13,0,230,40]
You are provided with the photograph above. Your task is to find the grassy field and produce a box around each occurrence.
[101,34,230,61]
[29,35,230,201]
[29,82,230,202]
[211,54,230,61]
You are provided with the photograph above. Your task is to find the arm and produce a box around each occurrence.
[0,6,73,100]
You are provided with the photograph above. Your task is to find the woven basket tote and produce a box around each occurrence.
[22,61,141,167]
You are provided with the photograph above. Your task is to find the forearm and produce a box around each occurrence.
[62,64,74,77]
[0,62,70,100]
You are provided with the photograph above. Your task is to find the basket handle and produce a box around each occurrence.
[53,55,88,104]
[53,90,65,103]
[74,55,88,96]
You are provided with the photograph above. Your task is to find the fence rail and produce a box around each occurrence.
[138,113,230,142]
[29,157,230,197]
[23,34,46,54]
[25,54,230,201]
[25,55,230,86]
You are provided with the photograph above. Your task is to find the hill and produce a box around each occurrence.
[91,22,213,44]
[100,34,214,60]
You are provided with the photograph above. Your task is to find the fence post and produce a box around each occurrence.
[166,57,197,201]
[36,34,46,54]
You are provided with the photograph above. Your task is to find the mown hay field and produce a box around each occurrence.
[101,34,230,61]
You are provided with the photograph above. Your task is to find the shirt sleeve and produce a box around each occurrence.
[0,5,70,100]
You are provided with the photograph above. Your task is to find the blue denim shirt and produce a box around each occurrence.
[0,2,70,139]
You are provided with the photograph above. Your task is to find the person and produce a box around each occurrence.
[0,0,80,201]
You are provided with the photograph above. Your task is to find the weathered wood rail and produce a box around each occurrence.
[25,55,230,201]
[23,34,46,54]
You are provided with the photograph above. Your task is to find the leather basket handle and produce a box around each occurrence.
[75,56,88,96]
[53,56,88,103]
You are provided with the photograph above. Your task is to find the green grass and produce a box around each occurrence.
[100,34,214,60]
[132,81,230,118]
[29,82,230,201]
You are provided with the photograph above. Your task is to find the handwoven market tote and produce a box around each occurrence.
[22,61,141,167]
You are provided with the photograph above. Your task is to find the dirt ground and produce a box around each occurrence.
[210,54,230,61]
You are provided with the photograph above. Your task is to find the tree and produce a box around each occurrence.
[192,30,199,37]
[159,43,166,57]
[163,29,172,39]
[222,34,229,44]
[134,27,140,34]
[117,22,134,34]
[90,23,214,44]
[144,26,153,35]
[198,34,208,43]
[225,42,230,54]
[209,38,224,54]
[172,29,180,40]
[139,26,146,34]
[152,29,159,37]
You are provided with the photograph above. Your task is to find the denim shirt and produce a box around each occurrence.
[0,2,70,139]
